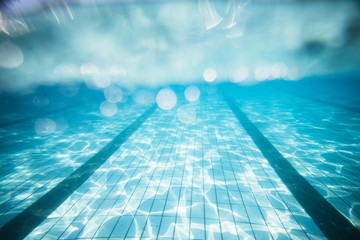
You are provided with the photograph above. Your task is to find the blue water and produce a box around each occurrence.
[0,76,359,239]
[1,1,360,239]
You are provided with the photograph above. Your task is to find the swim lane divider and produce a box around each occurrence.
[221,89,360,240]
[0,104,157,240]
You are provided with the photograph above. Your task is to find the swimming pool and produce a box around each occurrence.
[1,1,360,239]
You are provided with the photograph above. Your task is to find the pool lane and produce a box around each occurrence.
[223,82,360,230]
[0,104,157,239]
[25,88,324,240]
[222,90,360,240]
[0,102,149,228]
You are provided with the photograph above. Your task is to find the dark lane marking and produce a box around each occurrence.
[221,91,360,240]
[0,104,157,240]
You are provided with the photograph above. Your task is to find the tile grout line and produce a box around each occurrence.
[204,107,224,240]
[0,104,157,240]
[220,89,360,240]
[155,115,186,239]
[122,110,177,239]
[211,109,242,240]
[54,116,152,240]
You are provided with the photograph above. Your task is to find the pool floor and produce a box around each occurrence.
[0,82,359,239]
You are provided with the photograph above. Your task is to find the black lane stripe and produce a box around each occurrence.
[221,91,360,240]
[0,104,157,240]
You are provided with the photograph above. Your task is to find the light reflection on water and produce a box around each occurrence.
[226,82,360,229]
[0,0,358,231]
[24,87,325,240]
[0,100,149,228]
[0,74,358,239]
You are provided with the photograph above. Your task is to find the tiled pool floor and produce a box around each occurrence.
[0,84,359,239]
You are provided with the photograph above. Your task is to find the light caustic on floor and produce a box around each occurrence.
[25,92,325,240]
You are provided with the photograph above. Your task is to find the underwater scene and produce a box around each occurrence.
[0,0,360,239]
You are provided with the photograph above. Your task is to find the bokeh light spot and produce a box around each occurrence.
[270,63,288,79]
[254,66,270,81]
[156,88,177,110]
[35,118,56,136]
[0,41,24,69]
[203,68,217,82]
[93,74,111,88]
[177,105,196,124]
[100,101,118,117]
[184,86,200,102]
[231,67,249,83]
[104,86,123,103]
